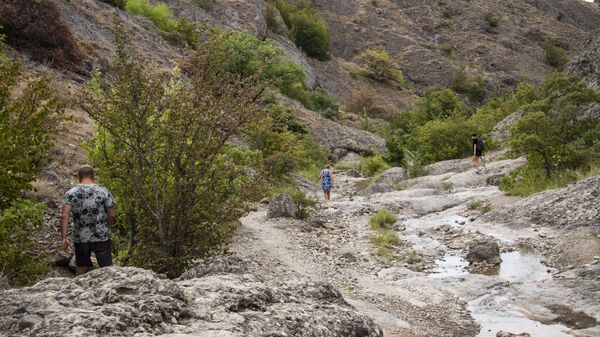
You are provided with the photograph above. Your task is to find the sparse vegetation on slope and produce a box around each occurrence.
[543,39,569,69]
[360,48,405,87]
[369,210,400,258]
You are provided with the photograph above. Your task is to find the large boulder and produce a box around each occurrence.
[568,37,600,93]
[0,258,383,337]
[267,193,300,219]
[358,167,408,195]
[484,174,600,229]
[466,239,502,265]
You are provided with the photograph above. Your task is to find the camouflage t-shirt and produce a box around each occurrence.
[64,184,116,243]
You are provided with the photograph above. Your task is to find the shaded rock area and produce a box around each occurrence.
[0,257,383,337]
[568,37,600,92]
[267,193,300,219]
[484,174,600,229]
[466,239,502,265]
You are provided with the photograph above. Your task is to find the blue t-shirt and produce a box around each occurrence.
[64,184,115,243]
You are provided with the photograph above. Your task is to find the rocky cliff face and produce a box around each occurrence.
[0,256,383,337]
[568,37,600,92]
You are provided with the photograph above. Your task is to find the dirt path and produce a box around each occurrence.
[232,161,600,337]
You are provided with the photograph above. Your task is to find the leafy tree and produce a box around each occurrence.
[0,35,62,285]
[451,66,486,103]
[413,118,475,163]
[360,48,404,86]
[83,28,271,277]
[384,135,405,167]
[290,10,330,60]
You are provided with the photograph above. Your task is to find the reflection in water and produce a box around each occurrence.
[480,251,551,282]
[429,255,468,278]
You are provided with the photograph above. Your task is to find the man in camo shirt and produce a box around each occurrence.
[60,165,117,276]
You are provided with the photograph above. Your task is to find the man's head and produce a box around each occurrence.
[472,133,478,139]
[77,165,95,182]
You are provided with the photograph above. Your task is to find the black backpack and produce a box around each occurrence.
[477,138,485,152]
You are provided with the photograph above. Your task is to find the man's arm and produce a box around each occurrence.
[106,207,117,228]
[60,205,71,248]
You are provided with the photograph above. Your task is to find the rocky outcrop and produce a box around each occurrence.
[0,257,383,337]
[358,167,408,195]
[267,193,300,219]
[490,111,526,144]
[466,239,502,265]
[484,174,600,229]
[568,37,600,92]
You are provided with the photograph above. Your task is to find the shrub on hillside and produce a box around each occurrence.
[384,135,405,167]
[0,41,63,285]
[369,210,398,230]
[83,28,274,277]
[413,117,475,163]
[346,87,376,115]
[361,48,404,86]
[290,10,331,60]
[358,153,390,177]
[484,12,501,28]
[0,0,84,69]
[451,66,486,103]
[543,40,569,69]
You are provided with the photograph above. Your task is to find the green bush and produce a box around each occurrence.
[125,0,177,31]
[290,10,330,60]
[413,117,475,163]
[0,199,48,286]
[484,12,501,28]
[384,135,405,167]
[451,66,486,103]
[266,1,284,33]
[83,28,272,277]
[360,48,404,86]
[358,153,390,177]
[369,210,398,230]
[440,43,456,59]
[543,40,569,69]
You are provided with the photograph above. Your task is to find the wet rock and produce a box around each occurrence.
[466,239,502,265]
[18,314,43,330]
[496,332,531,337]
[267,193,300,219]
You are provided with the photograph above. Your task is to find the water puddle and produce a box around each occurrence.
[429,255,468,278]
[469,294,571,337]
[477,251,551,283]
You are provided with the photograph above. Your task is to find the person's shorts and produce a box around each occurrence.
[74,240,113,267]
[475,150,482,157]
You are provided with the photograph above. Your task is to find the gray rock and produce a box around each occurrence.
[486,174,506,186]
[0,258,383,337]
[358,167,408,196]
[568,37,600,93]
[496,332,531,337]
[490,110,526,145]
[484,174,600,229]
[340,252,357,263]
[466,239,502,265]
[0,274,9,290]
[18,314,43,330]
[267,193,300,219]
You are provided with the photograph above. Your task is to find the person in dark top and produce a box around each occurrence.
[60,165,117,276]
[471,133,483,172]
[316,164,334,201]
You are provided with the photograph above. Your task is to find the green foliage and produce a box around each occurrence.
[484,12,501,28]
[451,66,486,103]
[369,210,398,230]
[384,135,405,167]
[126,0,177,31]
[0,44,61,286]
[0,199,48,286]
[360,48,404,86]
[289,10,331,60]
[101,0,126,9]
[0,58,63,208]
[501,73,600,195]
[413,117,476,163]
[543,40,569,69]
[266,1,284,33]
[217,30,337,114]
[358,153,390,177]
[83,28,271,277]
[440,43,456,59]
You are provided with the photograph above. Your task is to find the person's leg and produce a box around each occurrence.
[74,242,93,276]
[92,240,114,268]
[325,189,330,200]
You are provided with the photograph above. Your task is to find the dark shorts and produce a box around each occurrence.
[475,150,482,157]
[74,240,113,268]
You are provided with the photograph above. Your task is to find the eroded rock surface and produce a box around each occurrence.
[466,239,502,265]
[0,257,383,337]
